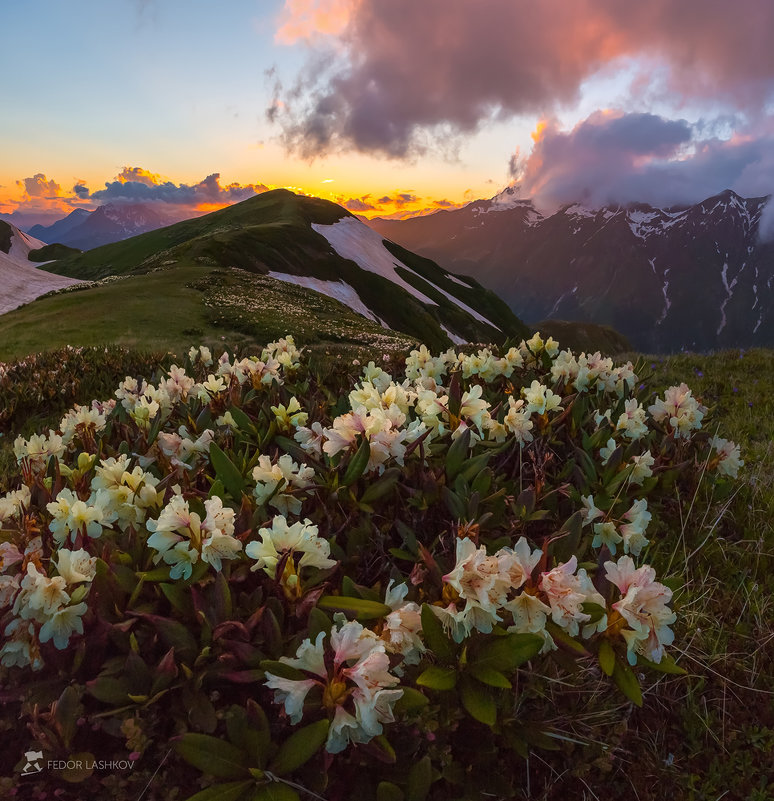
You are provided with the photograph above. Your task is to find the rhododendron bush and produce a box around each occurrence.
[0,334,741,799]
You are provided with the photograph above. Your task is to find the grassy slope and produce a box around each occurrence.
[27,243,81,262]
[0,264,415,362]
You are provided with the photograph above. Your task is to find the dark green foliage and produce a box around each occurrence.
[27,242,82,262]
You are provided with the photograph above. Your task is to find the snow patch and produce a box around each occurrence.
[0,247,82,316]
[441,324,467,345]
[267,271,387,327]
[312,217,501,331]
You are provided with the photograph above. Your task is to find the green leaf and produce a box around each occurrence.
[250,785,300,801]
[638,653,688,675]
[459,676,497,726]
[269,719,329,776]
[598,639,615,677]
[209,442,245,498]
[445,425,471,481]
[184,781,253,801]
[307,607,332,642]
[54,686,81,748]
[393,687,429,714]
[467,665,512,689]
[612,658,643,706]
[86,676,130,705]
[174,733,249,779]
[377,781,405,801]
[211,570,233,623]
[316,595,391,620]
[441,486,466,519]
[274,435,312,464]
[420,604,455,664]
[341,437,371,486]
[228,406,256,432]
[360,468,401,504]
[580,601,606,625]
[472,632,543,672]
[160,582,193,616]
[259,660,306,681]
[142,614,198,664]
[416,666,458,691]
[406,755,433,801]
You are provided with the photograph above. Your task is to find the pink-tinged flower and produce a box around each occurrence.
[604,556,676,664]
[539,557,603,637]
[619,499,651,557]
[264,620,403,754]
[648,383,705,438]
[710,436,744,478]
[495,537,542,590]
[504,592,552,635]
[0,541,24,571]
[381,581,425,666]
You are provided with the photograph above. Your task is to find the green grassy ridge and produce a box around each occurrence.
[38,189,527,346]
[40,189,337,280]
[0,264,416,363]
[27,242,81,262]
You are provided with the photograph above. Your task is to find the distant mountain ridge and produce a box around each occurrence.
[28,203,173,250]
[370,188,774,352]
[41,189,528,348]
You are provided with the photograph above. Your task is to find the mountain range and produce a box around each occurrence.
[28,203,174,251]
[370,188,774,352]
[0,190,528,360]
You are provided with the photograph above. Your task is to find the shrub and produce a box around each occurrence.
[0,333,741,799]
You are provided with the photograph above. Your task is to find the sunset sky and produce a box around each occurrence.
[3,0,774,227]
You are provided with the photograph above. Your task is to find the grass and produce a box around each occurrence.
[0,344,771,799]
[527,348,774,799]
[0,264,416,363]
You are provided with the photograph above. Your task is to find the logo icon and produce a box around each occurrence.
[21,749,44,776]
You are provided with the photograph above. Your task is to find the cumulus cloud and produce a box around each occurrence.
[17,174,62,199]
[508,111,774,210]
[90,168,269,206]
[73,181,90,198]
[271,0,774,158]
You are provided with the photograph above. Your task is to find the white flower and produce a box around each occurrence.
[648,383,705,439]
[615,399,648,441]
[252,454,315,515]
[599,438,617,466]
[629,451,655,485]
[55,549,97,584]
[245,516,336,579]
[619,499,651,557]
[710,436,744,478]
[592,521,623,554]
[522,381,562,416]
[39,602,88,650]
[503,397,534,445]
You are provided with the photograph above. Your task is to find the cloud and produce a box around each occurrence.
[376,192,418,207]
[510,111,774,210]
[341,196,376,212]
[16,174,62,199]
[271,0,774,158]
[90,168,269,206]
[73,181,90,198]
[275,0,358,44]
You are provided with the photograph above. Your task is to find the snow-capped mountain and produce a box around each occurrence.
[28,203,173,251]
[370,189,774,352]
[0,221,81,314]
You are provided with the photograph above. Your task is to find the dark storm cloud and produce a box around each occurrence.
[272,0,774,158]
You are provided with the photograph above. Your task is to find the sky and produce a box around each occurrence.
[2,0,774,228]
